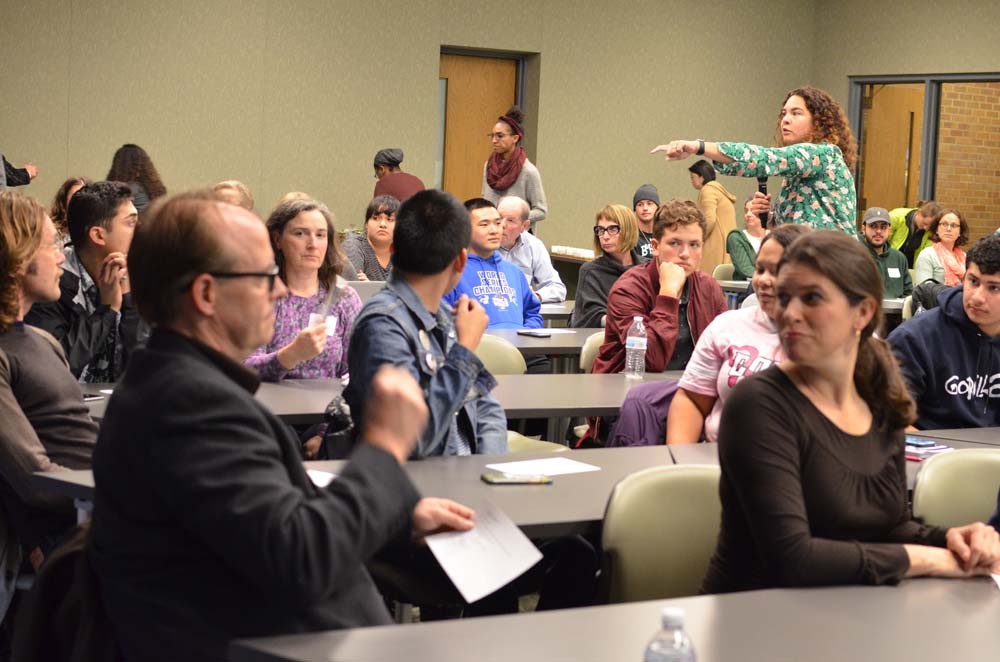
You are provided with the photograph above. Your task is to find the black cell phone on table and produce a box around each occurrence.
[517,329,551,338]
[481,470,553,485]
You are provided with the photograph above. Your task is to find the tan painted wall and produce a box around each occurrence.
[3,0,995,252]
[0,0,812,251]
[813,0,1000,104]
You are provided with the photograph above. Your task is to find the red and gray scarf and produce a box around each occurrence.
[486,114,527,191]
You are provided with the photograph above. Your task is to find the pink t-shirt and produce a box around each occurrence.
[678,304,783,442]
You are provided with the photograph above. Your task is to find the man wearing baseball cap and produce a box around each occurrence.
[863,206,912,299]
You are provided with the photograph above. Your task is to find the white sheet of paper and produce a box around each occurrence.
[887,267,901,278]
[307,470,337,487]
[99,389,114,395]
[485,457,601,477]
[992,574,1000,591]
[307,313,338,336]
[425,500,542,604]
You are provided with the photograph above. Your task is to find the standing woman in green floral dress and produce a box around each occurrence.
[651,86,859,237]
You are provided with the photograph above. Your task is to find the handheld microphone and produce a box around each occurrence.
[756,176,769,227]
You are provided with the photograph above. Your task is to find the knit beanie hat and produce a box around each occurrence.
[373,148,404,169]
[633,184,660,209]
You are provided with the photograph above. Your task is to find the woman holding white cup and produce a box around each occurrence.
[245,197,361,383]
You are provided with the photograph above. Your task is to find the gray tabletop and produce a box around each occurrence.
[910,427,1000,447]
[539,300,574,320]
[32,446,673,539]
[85,380,345,425]
[719,279,749,293]
[668,439,991,491]
[230,577,1000,662]
[309,445,673,538]
[86,372,683,427]
[344,280,386,302]
[485,328,603,357]
[494,372,680,418]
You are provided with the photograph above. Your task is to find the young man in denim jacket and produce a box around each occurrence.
[345,189,507,458]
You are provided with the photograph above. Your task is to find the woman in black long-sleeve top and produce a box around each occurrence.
[702,231,1000,594]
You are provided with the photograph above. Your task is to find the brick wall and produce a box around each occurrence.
[935,82,1000,241]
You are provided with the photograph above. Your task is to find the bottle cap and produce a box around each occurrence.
[660,607,684,628]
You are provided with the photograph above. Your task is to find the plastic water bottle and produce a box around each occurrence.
[624,316,647,379]
[644,607,696,662]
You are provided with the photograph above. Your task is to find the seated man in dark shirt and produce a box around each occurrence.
[89,191,474,662]
[888,234,1000,429]
[0,191,97,570]
[592,199,727,374]
[25,181,143,381]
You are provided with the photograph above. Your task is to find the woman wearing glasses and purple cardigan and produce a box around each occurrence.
[570,204,642,328]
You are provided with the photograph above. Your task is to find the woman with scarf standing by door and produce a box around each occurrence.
[481,106,548,231]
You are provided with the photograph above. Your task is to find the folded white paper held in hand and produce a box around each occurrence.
[307,313,337,336]
[307,470,336,487]
[485,457,601,477]
[425,500,542,604]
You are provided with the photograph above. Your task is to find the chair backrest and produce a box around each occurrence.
[712,263,734,281]
[506,430,568,452]
[345,280,385,302]
[579,331,605,372]
[901,295,913,321]
[602,464,721,603]
[475,334,527,375]
[912,448,1000,528]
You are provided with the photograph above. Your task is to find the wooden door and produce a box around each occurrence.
[860,84,924,210]
[439,54,517,202]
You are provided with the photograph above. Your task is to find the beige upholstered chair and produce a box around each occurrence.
[901,295,913,320]
[602,464,721,603]
[712,263,735,281]
[506,430,568,453]
[475,334,527,375]
[579,331,604,373]
[912,448,1000,528]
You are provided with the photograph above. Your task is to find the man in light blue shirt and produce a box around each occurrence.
[497,196,567,303]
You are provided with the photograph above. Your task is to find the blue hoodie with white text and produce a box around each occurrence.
[887,286,1000,429]
[443,252,543,329]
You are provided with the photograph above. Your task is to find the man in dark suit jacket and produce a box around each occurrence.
[89,191,474,662]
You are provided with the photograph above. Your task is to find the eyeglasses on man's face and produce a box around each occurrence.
[177,265,281,294]
[208,264,281,292]
[593,225,621,237]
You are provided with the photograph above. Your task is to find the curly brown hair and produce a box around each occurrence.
[50,176,91,236]
[0,192,47,333]
[775,86,858,171]
[106,144,167,200]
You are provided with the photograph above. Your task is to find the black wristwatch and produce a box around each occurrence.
[696,139,705,156]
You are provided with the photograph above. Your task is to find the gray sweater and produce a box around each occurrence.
[0,323,97,544]
[482,158,548,226]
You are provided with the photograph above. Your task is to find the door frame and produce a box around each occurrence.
[848,72,1000,202]
[441,47,527,108]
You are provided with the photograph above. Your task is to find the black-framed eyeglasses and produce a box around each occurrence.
[593,225,621,237]
[179,264,281,293]
[208,265,281,292]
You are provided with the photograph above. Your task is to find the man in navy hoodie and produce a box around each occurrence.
[444,198,543,329]
[888,234,1000,430]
